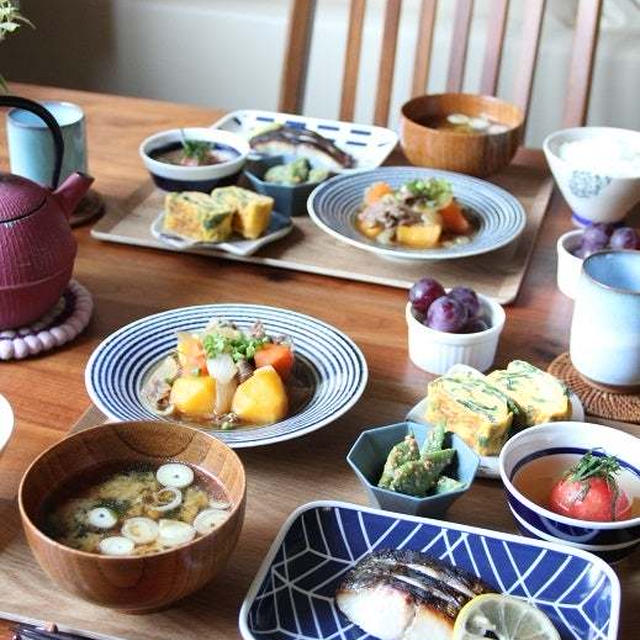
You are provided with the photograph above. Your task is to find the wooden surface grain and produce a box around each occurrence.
[0,83,637,639]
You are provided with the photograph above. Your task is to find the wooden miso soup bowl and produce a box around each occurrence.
[399,93,524,177]
[18,421,246,613]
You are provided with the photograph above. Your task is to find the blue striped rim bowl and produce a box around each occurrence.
[499,422,640,562]
[307,166,526,260]
[346,421,479,518]
[139,127,249,192]
[85,304,368,448]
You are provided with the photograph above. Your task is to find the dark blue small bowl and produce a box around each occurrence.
[347,421,479,518]
[244,155,332,218]
[148,170,241,193]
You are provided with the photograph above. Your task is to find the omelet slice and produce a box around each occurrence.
[164,192,233,243]
[425,371,517,456]
[487,360,571,427]
[210,186,273,239]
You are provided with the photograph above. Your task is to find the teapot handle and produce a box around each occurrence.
[1,95,64,189]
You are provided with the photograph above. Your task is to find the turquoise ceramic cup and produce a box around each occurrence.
[570,250,640,391]
[6,100,87,187]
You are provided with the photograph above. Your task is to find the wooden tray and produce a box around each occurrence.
[91,164,554,304]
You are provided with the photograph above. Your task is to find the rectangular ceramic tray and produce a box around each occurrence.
[239,501,620,640]
[210,109,398,172]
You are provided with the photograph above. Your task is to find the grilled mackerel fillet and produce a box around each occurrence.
[336,549,494,640]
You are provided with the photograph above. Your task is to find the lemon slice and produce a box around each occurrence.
[453,594,560,640]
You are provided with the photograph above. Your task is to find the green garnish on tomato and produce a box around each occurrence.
[548,450,632,522]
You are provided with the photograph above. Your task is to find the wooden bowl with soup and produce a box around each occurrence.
[400,93,524,177]
[18,421,246,612]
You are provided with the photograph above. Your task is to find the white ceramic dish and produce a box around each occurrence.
[210,109,398,173]
[139,127,249,191]
[499,421,640,561]
[406,295,505,374]
[150,210,293,257]
[556,229,584,299]
[407,391,585,479]
[543,127,640,226]
[0,393,15,457]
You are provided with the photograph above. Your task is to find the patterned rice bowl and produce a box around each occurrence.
[85,304,368,448]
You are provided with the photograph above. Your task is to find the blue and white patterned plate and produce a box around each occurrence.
[307,167,527,260]
[239,501,620,640]
[85,304,368,448]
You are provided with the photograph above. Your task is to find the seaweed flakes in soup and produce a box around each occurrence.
[43,462,232,556]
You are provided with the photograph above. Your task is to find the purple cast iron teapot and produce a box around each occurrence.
[0,96,93,329]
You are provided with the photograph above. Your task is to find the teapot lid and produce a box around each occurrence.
[0,174,47,223]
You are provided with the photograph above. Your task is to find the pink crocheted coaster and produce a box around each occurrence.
[0,280,93,360]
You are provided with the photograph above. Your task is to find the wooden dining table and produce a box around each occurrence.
[0,83,637,639]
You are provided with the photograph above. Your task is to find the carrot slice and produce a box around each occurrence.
[439,201,471,234]
[364,181,393,205]
[254,344,294,380]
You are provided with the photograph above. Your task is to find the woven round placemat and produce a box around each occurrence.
[70,189,104,227]
[548,352,640,423]
[0,280,93,360]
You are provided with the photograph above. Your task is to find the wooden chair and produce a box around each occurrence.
[278,0,603,134]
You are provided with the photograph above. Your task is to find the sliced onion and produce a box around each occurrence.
[206,353,237,384]
[469,117,490,131]
[208,500,231,510]
[121,517,159,545]
[156,463,194,488]
[152,486,183,512]
[193,508,230,535]
[87,507,117,529]
[158,519,196,547]
[99,536,134,556]
[447,113,469,125]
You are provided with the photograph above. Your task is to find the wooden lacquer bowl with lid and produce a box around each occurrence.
[18,421,246,613]
[399,93,524,177]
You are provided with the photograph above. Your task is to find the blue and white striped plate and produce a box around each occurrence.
[308,166,527,260]
[85,304,368,448]
[239,501,620,640]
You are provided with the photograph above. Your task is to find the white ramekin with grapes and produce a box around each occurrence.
[405,278,505,375]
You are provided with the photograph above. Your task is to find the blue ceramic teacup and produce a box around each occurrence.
[7,100,87,187]
[570,250,640,391]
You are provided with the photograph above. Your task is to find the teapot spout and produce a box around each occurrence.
[52,172,94,218]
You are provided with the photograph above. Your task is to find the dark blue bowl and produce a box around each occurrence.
[148,170,241,193]
[347,421,479,518]
[244,155,332,217]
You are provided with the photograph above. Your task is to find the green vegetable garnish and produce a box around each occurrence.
[403,178,453,207]
[202,332,269,363]
[180,130,212,164]
[565,450,621,484]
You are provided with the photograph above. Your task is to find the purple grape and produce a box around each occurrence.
[592,222,614,238]
[581,225,609,253]
[448,286,480,318]
[426,296,468,333]
[409,278,446,313]
[609,227,639,250]
[463,317,490,333]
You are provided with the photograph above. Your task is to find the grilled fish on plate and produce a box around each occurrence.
[336,549,494,640]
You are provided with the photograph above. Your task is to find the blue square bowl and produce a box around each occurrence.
[244,155,332,218]
[347,421,479,518]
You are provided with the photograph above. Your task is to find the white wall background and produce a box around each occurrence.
[3,0,640,146]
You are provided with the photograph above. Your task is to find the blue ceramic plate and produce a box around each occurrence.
[239,501,620,640]
[307,167,527,260]
[85,304,368,448]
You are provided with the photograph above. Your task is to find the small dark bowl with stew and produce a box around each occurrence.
[140,127,249,192]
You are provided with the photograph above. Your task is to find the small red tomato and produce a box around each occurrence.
[549,476,632,522]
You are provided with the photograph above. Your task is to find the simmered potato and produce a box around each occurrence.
[358,223,383,239]
[396,223,442,248]
[231,365,288,425]
[169,375,215,416]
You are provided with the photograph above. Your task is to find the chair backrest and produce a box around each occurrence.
[278,0,603,133]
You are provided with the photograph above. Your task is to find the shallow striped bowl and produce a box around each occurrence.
[85,304,368,448]
[308,166,526,260]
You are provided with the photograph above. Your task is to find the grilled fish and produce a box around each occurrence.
[336,549,494,640]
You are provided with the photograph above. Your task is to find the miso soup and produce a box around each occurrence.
[43,462,232,556]
[421,113,509,135]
